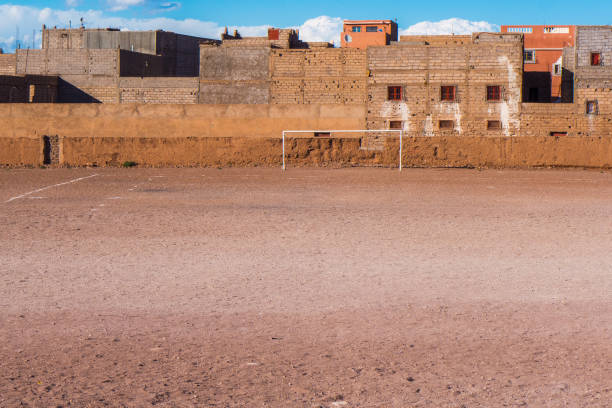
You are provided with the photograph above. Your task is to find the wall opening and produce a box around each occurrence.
[439,120,454,130]
[43,135,60,165]
[487,120,502,130]
[389,121,403,129]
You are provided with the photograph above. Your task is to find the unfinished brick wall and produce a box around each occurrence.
[269,48,367,104]
[119,78,199,104]
[0,54,16,75]
[367,33,523,138]
[558,26,612,136]
[399,35,472,45]
[199,46,270,103]
[42,28,85,49]
[15,49,118,76]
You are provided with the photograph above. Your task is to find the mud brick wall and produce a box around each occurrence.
[400,35,472,45]
[1,104,612,168]
[367,33,523,137]
[200,46,270,103]
[119,78,199,104]
[269,48,367,104]
[0,54,16,75]
[42,29,85,49]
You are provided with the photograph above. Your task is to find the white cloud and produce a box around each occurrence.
[400,18,498,36]
[107,0,145,12]
[0,6,498,54]
[297,16,343,45]
[65,0,80,7]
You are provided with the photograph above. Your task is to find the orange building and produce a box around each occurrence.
[501,25,575,102]
[341,20,398,49]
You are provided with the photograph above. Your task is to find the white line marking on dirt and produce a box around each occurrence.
[106,197,122,200]
[5,174,99,203]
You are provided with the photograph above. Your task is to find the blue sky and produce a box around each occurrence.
[1,0,612,52]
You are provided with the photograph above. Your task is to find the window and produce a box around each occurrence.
[440,86,456,101]
[487,85,501,101]
[586,100,598,114]
[550,132,568,136]
[544,27,569,34]
[507,27,533,33]
[591,52,601,66]
[487,120,502,130]
[553,63,562,76]
[389,121,403,129]
[439,120,454,130]
[351,26,361,33]
[366,26,378,33]
[524,50,536,63]
[388,86,402,101]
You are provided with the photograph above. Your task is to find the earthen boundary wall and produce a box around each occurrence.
[1,104,611,168]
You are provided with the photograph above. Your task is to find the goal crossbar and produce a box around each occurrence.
[282,129,404,171]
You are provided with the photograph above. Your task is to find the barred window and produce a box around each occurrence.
[441,86,456,101]
[487,85,501,101]
[388,86,402,101]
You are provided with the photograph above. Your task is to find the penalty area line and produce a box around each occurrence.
[5,174,99,203]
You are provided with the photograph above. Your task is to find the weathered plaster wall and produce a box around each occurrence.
[1,103,611,168]
[0,103,366,140]
[199,46,270,104]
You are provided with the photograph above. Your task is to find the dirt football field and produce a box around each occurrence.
[1,167,611,407]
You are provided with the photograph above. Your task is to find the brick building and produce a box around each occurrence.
[0,26,215,103]
[368,33,523,137]
[1,20,612,142]
[341,20,398,49]
[501,25,575,102]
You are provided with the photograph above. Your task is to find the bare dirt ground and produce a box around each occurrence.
[0,167,611,407]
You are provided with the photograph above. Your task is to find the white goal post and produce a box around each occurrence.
[282,129,404,171]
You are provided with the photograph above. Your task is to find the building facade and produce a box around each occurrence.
[341,20,398,49]
[501,25,575,102]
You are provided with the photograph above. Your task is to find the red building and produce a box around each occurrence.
[341,20,398,49]
[501,25,575,102]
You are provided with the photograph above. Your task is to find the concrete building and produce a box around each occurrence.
[501,25,575,102]
[341,20,398,49]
